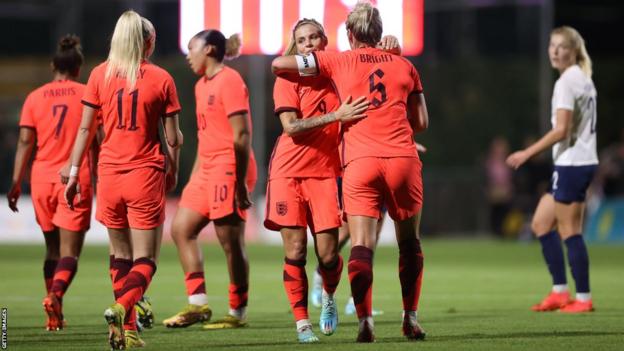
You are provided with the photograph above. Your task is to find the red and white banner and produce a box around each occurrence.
[179,0,424,56]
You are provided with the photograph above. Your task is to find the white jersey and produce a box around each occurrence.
[551,65,598,166]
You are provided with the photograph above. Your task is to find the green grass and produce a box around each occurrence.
[1,240,623,350]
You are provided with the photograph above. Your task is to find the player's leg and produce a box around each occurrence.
[347,215,378,342]
[43,228,85,331]
[343,157,384,343]
[41,229,60,330]
[203,214,249,329]
[553,165,596,313]
[394,213,425,341]
[384,157,425,341]
[110,226,160,348]
[42,230,60,294]
[304,177,343,336]
[556,201,593,312]
[105,227,134,349]
[530,193,570,311]
[163,207,213,328]
[313,228,341,336]
[32,183,60,295]
[280,227,318,343]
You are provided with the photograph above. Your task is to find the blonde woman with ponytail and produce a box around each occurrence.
[64,10,183,349]
[163,29,258,331]
[273,1,429,343]
[507,26,598,314]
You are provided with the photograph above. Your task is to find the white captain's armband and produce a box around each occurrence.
[295,53,317,76]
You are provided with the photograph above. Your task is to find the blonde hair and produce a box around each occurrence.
[105,11,155,88]
[346,1,383,47]
[284,18,327,56]
[551,26,593,78]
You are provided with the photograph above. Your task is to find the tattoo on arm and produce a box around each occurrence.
[287,112,336,135]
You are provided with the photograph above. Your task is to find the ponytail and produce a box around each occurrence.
[106,10,155,88]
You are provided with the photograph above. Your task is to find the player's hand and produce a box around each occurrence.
[235,183,252,210]
[59,162,70,184]
[335,96,369,123]
[64,177,81,210]
[377,35,401,54]
[506,150,529,170]
[7,183,21,212]
[416,143,427,153]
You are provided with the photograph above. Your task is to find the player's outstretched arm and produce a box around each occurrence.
[506,108,572,169]
[7,127,35,212]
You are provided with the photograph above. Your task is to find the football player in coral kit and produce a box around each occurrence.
[163,30,257,331]
[507,26,598,314]
[272,1,429,342]
[265,18,369,343]
[8,34,96,332]
[64,11,183,349]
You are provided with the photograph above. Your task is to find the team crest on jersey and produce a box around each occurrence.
[208,94,215,105]
[276,201,288,216]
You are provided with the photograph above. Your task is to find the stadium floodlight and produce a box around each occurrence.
[179,0,424,55]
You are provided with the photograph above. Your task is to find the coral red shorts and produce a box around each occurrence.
[96,167,165,229]
[264,177,341,234]
[342,157,423,221]
[179,163,257,221]
[31,182,92,232]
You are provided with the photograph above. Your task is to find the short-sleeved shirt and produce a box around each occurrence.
[551,65,598,166]
[19,80,91,184]
[269,76,341,179]
[313,48,423,165]
[82,61,181,175]
[194,66,255,170]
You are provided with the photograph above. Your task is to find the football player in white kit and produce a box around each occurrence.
[507,26,597,313]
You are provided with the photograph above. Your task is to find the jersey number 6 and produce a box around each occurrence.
[368,69,387,107]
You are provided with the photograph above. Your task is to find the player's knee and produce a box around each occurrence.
[531,219,550,236]
[285,241,307,261]
[317,251,338,268]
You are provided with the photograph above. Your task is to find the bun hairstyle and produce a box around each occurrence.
[346,1,383,47]
[53,34,84,76]
[105,10,155,88]
[193,30,242,62]
[551,26,593,78]
[284,18,327,56]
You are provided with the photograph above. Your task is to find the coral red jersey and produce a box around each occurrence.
[269,76,341,179]
[82,61,181,175]
[19,80,91,184]
[194,66,256,171]
[313,48,423,165]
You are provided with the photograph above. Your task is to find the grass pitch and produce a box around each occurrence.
[1,240,622,350]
